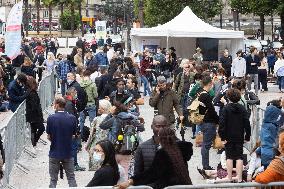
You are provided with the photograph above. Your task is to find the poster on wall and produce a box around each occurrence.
[5,2,23,59]
[142,39,160,53]
[95,21,107,40]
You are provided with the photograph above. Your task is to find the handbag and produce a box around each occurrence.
[213,134,224,149]
[195,132,203,147]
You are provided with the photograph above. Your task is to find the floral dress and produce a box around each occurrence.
[85,114,108,171]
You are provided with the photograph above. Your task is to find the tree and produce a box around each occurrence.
[23,0,29,37]
[229,0,251,30]
[249,0,279,40]
[59,10,80,31]
[142,0,222,27]
[35,0,40,35]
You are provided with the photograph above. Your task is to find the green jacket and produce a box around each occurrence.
[189,81,215,98]
[80,79,98,105]
[174,72,195,101]
[149,89,182,124]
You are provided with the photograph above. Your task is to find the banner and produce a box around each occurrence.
[142,39,160,53]
[5,2,23,60]
[95,21,107,40]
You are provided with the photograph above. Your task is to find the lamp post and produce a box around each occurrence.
[138,0,144,27]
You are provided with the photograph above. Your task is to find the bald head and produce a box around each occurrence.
[152,115,169,136]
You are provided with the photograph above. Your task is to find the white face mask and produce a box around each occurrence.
[67,79,73,84]
[93,152,104,163]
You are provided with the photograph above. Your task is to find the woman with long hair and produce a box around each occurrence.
[43,52,56,73]
[86,140,120,187]
[25,76,45,148]
[117,127,192,189]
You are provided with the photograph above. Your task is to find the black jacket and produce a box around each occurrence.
[67,81,87,112]
[26,90,43,123]
[132,141,193,189]
[219,103,251,143]
[246,54,261,74]
[86,165,118,187]
[12,54,25,67]
[8,80,27,112]
[199,90,219,124]
[220,55,232,71]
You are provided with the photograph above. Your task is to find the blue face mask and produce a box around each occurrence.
[93,152,104,163]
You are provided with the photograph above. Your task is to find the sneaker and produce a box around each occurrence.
[203,166,214,170]
[74,165,86,171]
[191,136,196,139]
[206,179,215,184]
[197,167,210,179]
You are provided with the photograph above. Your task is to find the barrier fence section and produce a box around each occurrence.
[38,71,57,112]
[164,182,284,189]
[245,105,265,152]
[2,72,56,187]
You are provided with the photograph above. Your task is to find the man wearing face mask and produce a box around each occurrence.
[66,72,88,113]
[64,87,86,171]
[220,49,232,78]
[231,50,246,79]
[8,73,28,112]
[149,76,183,128]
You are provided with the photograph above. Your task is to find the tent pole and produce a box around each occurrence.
[166,35,169,49]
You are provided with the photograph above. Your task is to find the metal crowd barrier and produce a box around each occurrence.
[38,71,57,112]
[165,182,284,188]
[40,186,153,189]
[245,105,266,152]
[1,72,57,187]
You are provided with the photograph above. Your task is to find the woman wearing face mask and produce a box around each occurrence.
[86,140,120,187]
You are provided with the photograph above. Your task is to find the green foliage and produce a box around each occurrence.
[143,0,223,27]
[59,10,80,30]
[103,0,127,19]
[229,0,251,14]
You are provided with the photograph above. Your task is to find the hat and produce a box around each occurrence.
[169,47,176,51]
[236,49,243,54]
[196,47,201,51]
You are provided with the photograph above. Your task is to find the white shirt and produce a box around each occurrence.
[274,59,284,76]
[231,57,246,78]
[90,71,101,83]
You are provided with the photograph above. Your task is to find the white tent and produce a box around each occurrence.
[131,6,244,59]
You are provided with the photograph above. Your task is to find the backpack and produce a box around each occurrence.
[114,117,139,155]
[95,52,108,66]
[188,91,207,125]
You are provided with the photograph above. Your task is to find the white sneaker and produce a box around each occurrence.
[206,179,215,184]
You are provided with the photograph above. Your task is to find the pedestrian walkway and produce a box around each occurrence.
[5,84,283,188]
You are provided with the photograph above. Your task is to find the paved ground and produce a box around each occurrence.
[5,82,282,188]
[1,48,282,188]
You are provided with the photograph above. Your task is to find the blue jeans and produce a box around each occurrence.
[200,122,216,169]
[60,79,67,95]
[141,75,151,96]
[79,104,96,134]
[71,138,78,165]
[278,76,284,91]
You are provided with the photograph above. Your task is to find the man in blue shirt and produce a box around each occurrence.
[46,97,77,188]
[57,54,73,95]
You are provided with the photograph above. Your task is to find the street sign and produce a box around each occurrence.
[95,21,107,40]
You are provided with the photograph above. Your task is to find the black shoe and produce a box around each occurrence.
[197,167,210,179]
[203,166,214,170]
[191,136,196,139]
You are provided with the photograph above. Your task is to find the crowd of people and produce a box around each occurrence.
[0,33,284,188]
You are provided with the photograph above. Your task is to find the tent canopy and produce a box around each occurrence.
[131,6,244,39]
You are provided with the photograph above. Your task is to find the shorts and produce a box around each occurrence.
[225,142,243,160]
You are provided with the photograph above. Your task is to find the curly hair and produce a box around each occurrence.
[158,128,192,185]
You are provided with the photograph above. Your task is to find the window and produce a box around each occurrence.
[43,10,48,18]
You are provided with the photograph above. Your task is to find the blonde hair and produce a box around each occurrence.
[47,52,55,60]
[180,58,189,68]
[99,99,112,113]
[23,57,32,66]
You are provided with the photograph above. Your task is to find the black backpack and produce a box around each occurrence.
[114,117,139,155]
